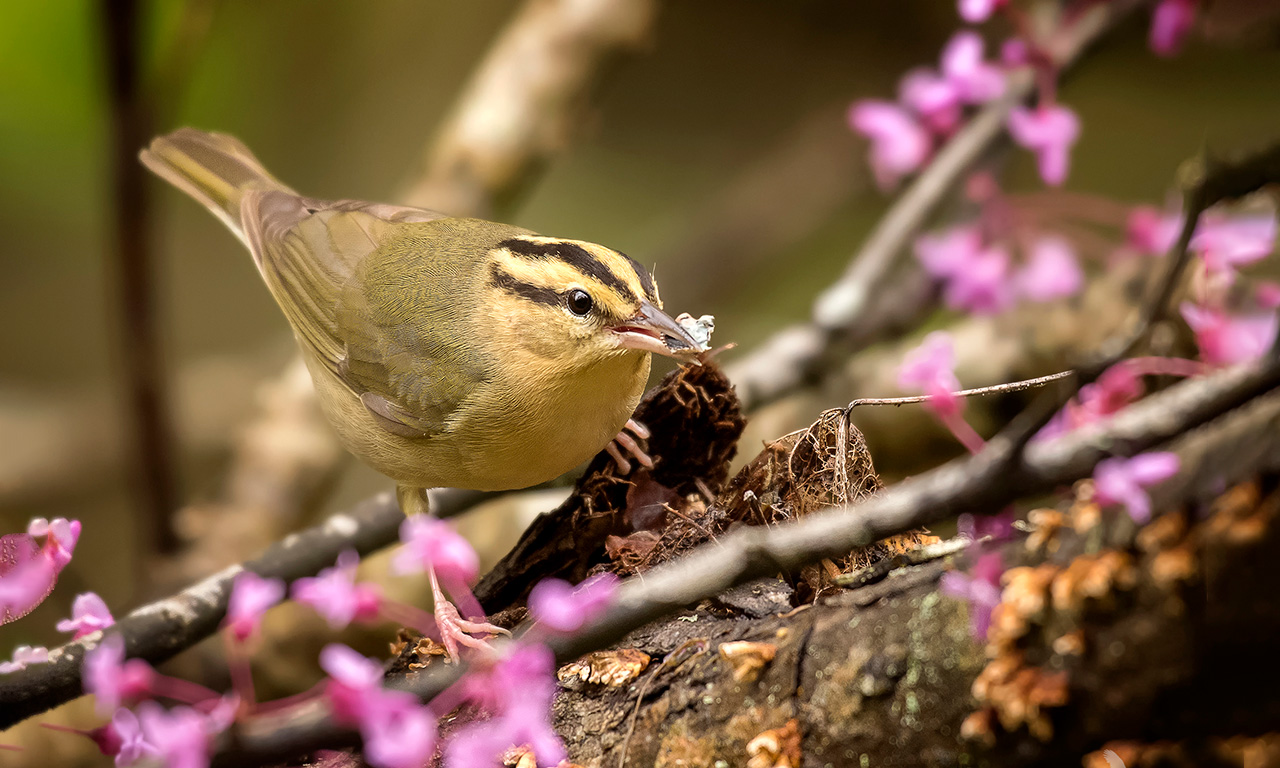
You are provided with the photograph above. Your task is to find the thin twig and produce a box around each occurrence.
[845,370,1074,410]
[726,0,1141,412]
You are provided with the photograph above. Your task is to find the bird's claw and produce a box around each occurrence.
[433,598,510,661]
[607,418,655,474]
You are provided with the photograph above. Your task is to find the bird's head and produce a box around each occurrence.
[482,234,703,371]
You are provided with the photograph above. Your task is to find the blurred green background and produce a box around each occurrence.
[2,2,1279,751]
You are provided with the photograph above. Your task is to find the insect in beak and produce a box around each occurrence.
[610,300,704,359]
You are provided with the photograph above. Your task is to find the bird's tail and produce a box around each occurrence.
[139,128,296,246]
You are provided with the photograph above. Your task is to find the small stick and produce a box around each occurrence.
[845,370,1075,411]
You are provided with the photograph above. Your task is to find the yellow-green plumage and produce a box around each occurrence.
[142,128,690,495]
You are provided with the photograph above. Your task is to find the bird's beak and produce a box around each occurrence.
[610,300,703,359]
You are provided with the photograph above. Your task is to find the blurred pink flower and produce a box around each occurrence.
[2,517,81,624]
[84,635,155,717]
[940,31,1004,104]
[1150,0,1197,57]
[959,0,1006,23]
[1094,452,1181,524]
[915,225,983,278]
[0,645,49,674]
[108,708,157,766]
[447,645,565,768]
[1015,236,1083,301]
[1180,302,1279,366]
[914,226,1014,314]
[292,550,382,630]
[224,572,284,643]
[1000,38,1030,66]
[135,703,211,768]
[957,510,1017,542]
[1192,212,1275,275]
[320,644,387,725]
[948,245,1015,314]
[28,517,82,570]
[57,592,115,639]
[362,696,438,768]
[1126,205,1180,256]
[1257,282,1280,310]
[528,572,620,633]
[900,69,961,135]
[393,516,480,587]
[848,100,932,190]
[940,552,1003,640]
[1008,104,1080,186]
[897,332,962,418]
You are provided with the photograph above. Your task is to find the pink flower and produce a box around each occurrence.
[446,645,565,768]
[914,226,1015,314]
[1093,452,1181,524]
[2,517,80,624]
[0,547,56,625]
[940,552,1003,640]
[947,245,1015,314]
[1015,236,1083,301]
[1257,282,1280,310]
[57,592,115,639]
[28,517,82,570]
[319,644,437,768]
[393,516,480,587]
[1150,0,1197,57]
[528,573,620,633]
[957,510,1016,543]
[1038,363,1144,440]
[940,32,1005,104]
[135,703,211,768]
[320,643,390,725]
[1126,205,1180,256]
[0,645,49,674]
[1192,212,1275,275]
[848,100,932,190]
[1008,104,1080,186]
[84,635,155,717]
[915,224,984,279]
[105,708,157,766]
[898,332,962,418]
[900,70,961,135]
[959,0,1006,23]
[1000,38,1030,67]
[1180,302,1279,366]
[362,697,438,768]
[292,551,383,630]
[224,572,284,643]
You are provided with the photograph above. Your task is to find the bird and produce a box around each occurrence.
[141,128,705,653]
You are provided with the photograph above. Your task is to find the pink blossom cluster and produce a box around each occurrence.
[849,31,1005,190]
[3,513,622,768]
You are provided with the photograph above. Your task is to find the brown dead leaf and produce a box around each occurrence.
[719,640,778,683]
[557,649,651,689]
[746,718,802,768]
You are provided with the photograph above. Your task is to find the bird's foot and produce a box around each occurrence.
[606,419,654,475]
[429,568,508,661]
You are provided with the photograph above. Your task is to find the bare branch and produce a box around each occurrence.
[205,357,1280,766]
[401,0,659,216]
[726,0,1141,412]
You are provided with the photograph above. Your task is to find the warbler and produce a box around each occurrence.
[142,128,706,652]
[142,128,704,501]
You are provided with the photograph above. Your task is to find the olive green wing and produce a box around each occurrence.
[242,191,462,439]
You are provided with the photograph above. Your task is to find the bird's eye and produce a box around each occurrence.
[566,289,593,316]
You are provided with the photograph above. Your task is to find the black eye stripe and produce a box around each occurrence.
[616,251,658,303]
[489,264,560,306]
[499,238,644,304]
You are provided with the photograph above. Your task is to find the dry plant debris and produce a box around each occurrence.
[556,649,651,690]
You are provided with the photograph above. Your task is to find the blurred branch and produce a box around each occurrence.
[401,0,659,217]
[102,0,179,556]
[204,356,1280,768]
[726,0,1141,412]
[0,485,483,729]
